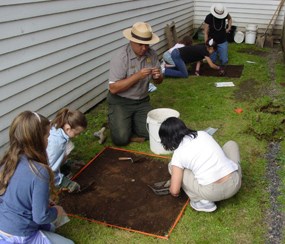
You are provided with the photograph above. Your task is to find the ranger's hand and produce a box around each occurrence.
[137,68,152,80]
[151,68,161,80]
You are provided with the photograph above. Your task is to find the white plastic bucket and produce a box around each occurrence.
[234,31,244,43]
[146,108,180,155]
[245,24,258,44]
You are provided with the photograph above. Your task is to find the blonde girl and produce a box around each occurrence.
[0,111,73,243]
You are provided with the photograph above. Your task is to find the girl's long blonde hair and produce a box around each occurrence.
[0,111,56,200]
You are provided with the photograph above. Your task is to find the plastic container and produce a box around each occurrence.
[146,108,180,154]
[234,31,245,44]
[245,24,258,44]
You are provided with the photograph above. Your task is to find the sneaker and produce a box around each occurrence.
[148,82,157,92]
[190,200,217,212]
[93,127,107,144]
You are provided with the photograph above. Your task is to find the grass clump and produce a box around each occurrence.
[243,96,285,141]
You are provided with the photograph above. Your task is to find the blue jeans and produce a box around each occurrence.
[42,231,74,244]
[210,41,228,65]
[164,49,188,78]
[0,231,74,244]
[162,51,175,65]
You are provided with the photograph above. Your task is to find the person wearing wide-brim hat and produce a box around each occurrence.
[122,22,160,45]
[107,22,163,146]
[204,3,232,66]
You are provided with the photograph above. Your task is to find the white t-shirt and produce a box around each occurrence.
[170,131,238,185]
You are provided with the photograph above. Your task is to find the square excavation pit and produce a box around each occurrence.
[191,64,244,78]
[59,147,189,239]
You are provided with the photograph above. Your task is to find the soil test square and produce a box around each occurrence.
[59,147,189,239]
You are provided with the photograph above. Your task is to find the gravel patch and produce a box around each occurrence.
[264,46,285,243]
[265,142,285,244]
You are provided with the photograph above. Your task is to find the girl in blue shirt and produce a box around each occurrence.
[47,108,87,193]
[0,111,73,243]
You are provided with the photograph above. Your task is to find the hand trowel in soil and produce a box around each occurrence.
[74,180,96,194]
[148,179,171,196]
[118,156,144,163]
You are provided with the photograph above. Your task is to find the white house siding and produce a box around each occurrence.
[1,0,285,156]
[0,0,194,156]
[194,0,285,37]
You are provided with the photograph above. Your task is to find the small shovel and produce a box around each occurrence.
[74,180,96,194]
[148,180,171,196]
[118,156,144,163]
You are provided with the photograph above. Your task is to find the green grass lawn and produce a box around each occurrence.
[57,43,285,243]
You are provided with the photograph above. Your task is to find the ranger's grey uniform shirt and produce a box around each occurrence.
[109,43,160,100]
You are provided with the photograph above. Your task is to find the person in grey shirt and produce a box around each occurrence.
[107,22,163,146]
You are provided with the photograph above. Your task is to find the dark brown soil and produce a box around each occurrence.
[237,48,268,57]
[234,47,281,102]
[59,147,188,238]
[191,64,244,78]
[233,78,268,102]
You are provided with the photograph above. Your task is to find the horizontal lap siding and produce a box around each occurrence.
[2,0,284,155]
[0,0,194,155]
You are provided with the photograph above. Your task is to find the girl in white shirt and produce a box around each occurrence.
[159,117,242,212]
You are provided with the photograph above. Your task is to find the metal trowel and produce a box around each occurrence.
[118,156,144,163]
[74,180,96,194]
[148,179,171,196]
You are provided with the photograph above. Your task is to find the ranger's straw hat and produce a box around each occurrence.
[210,3,228,19]
[123,22,160,44]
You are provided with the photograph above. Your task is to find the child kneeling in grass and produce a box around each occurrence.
[47,108,87,193]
